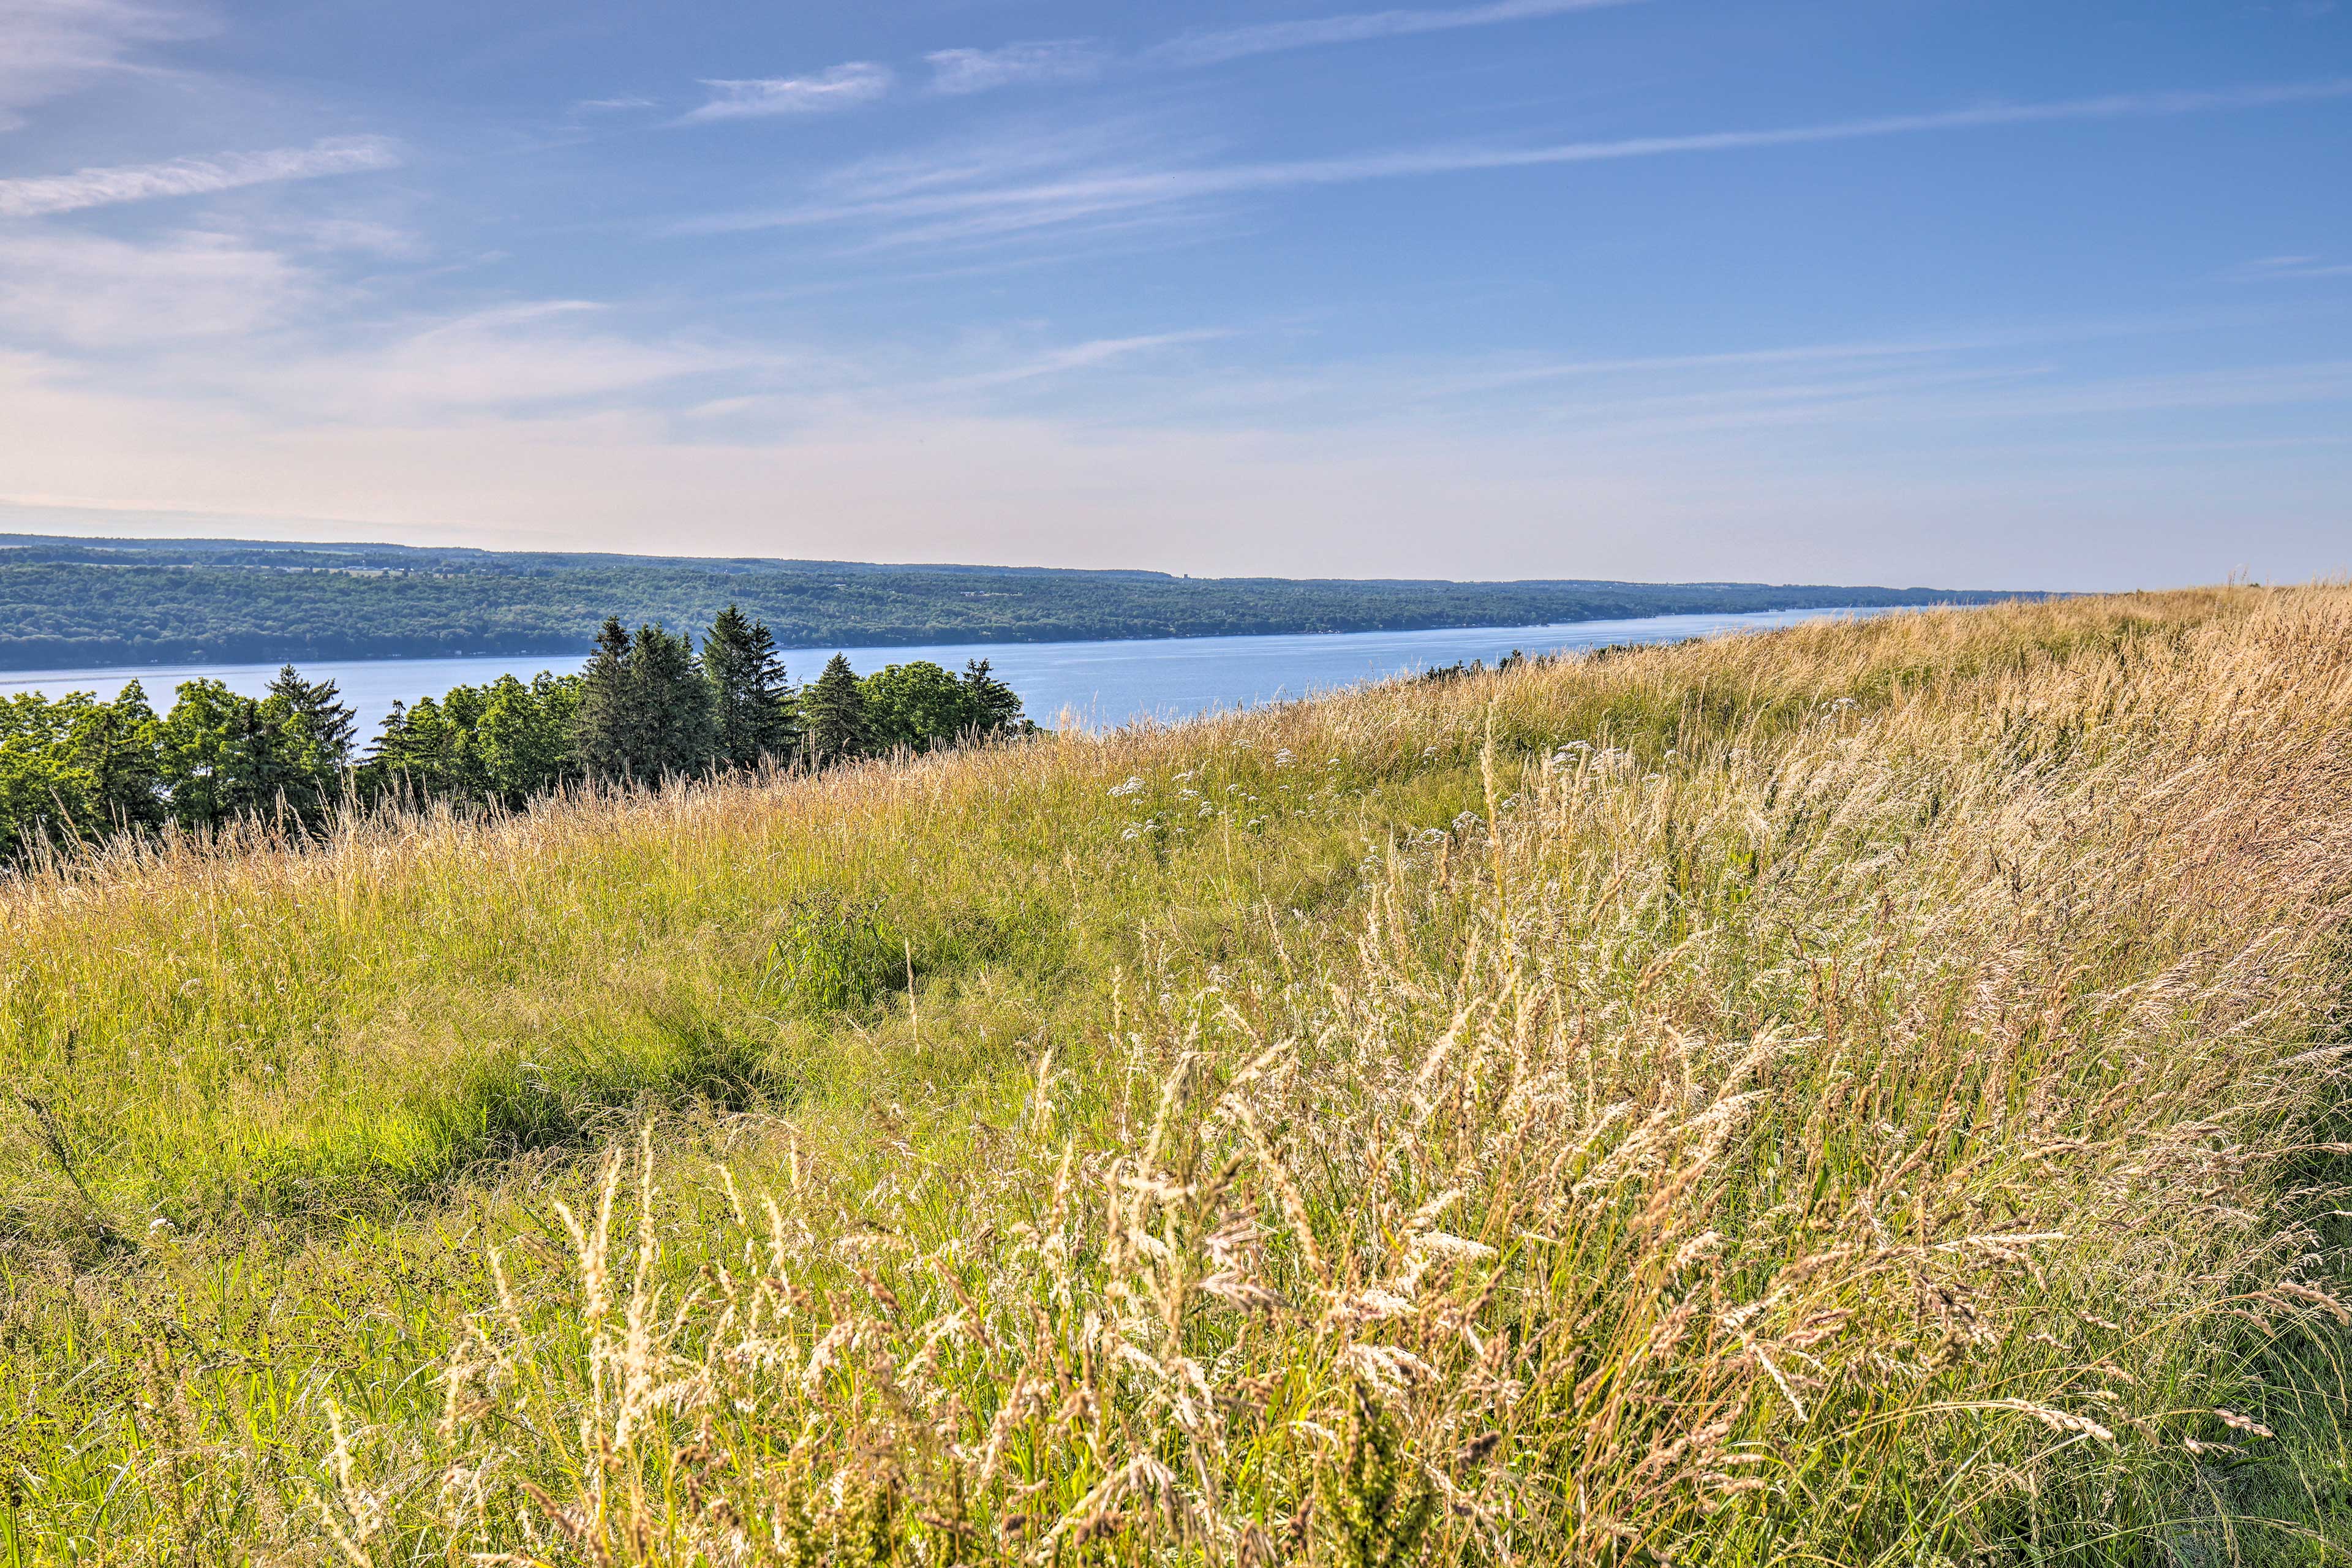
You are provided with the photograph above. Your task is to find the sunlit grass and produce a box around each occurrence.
[5,587,2350,1562]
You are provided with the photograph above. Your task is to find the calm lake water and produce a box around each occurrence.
[0,607,1892,739]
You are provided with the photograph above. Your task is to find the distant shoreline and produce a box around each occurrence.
[0,602,2000,677]
[0,530,2032,673]
[0,606,1910,742]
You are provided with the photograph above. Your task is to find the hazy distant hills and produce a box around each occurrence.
[0,533,2026,671]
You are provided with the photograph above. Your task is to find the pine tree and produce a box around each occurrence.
[701,605,797,767]
[368,700,410,768]
[575,617,636,780]
[262,664,357,819]
[801,654,870,766]
[628,623,715,778]
[264,665,357,764]
[960,658,1027,736]
[744,617,799,758]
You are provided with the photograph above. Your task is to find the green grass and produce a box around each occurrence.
[3,587,2351,1564]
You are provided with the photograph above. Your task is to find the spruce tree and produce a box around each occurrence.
[574,617,636,779]
[701,605,797,767]
[368,701,411,771]
[262,664,357,819]
[628,623,715,778]
[960,658,1027,736]
[265,665,358,764]
[744,617,800,758]
[801,654,870,766]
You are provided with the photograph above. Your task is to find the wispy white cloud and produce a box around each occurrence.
[934,328,1233,391]
[683,62,894,123]
[4,298,2345,586]
[813,116,1213,204]
[775,115,1238,256]
[2231,254,2352,281]
[927,40,1107,95]
[703,0,1626,128]
[265,301,769,414]
[0,0,211,129]
[1147,0,1642,68]
[0,227,307,346]
[279,215,428,259]
[573,94,655,113]
[0,136,402,220]
[683,78,2352,244]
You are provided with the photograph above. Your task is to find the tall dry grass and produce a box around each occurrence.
[7,588,2352,1562]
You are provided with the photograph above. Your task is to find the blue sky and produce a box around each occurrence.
[0,0,2346,588]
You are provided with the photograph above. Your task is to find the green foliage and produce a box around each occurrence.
[859,656,1031,753]
[476,672,581,802]
[574,614,635,780]
[1317,1382,1438,1568]
[763,895,907,1014]
[152,678,342,831]
[0,589,2342,1566]
[575,619,720,782]
[0,684,161,858]
[630,621,718,779]
[0,531,2016,672]
[803,654,872,765]
[862,660,968,752]
[0,611,1016,863]
[263,663,356,763]
[960,657,1026,734]
[704,603,799,766]
[365,673,582,806]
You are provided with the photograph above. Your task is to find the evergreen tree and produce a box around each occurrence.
[574,617,637,780]
[260,664,356,818]
[573,619,714,782]
[264,665,357,763]
[702,605,797,766]
[627,622,715,778]
[363,695,458,799]
[366,701,411,776]
[801,654,870,766]
[960,658,1027,736]
[224,698,300,823]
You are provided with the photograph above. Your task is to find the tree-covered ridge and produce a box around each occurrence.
[0,532,2021,670]
[0,608,1027,859]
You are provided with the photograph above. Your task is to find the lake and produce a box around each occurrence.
[0,606,1893,739]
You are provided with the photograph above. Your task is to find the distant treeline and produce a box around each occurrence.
[0,608,1027,861]
[0,533,2022,671]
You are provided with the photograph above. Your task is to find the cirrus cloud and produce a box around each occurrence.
[683,62,894,123]
[0,135,402,219]
[0,0,213,129]
[927,40,1107,95]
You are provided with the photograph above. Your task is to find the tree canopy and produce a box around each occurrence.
[0,606,1028,862]
[0,532,2017,673]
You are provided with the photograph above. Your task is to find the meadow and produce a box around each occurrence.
[2,586,2350,1563]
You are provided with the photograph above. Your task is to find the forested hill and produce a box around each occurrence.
[0,533,2021,670]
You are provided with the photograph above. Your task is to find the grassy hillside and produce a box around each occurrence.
[2,588,2350,1564]
[0,532,2013,669]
